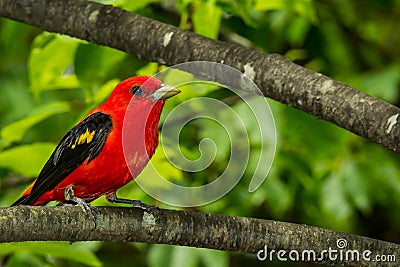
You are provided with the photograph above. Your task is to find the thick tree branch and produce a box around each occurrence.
[0,206,398,266]
[1,0,400,155]
[0,2,399,265]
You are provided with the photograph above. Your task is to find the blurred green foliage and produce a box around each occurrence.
[0,0,400,266]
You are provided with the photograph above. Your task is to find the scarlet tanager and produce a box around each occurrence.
[11,76,180,209]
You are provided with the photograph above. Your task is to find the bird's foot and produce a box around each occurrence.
[130,199,159,213]
[64,186,97,227]
[106,192,159,215]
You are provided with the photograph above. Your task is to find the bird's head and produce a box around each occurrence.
[104,76,180,110]
[101,76,180,161]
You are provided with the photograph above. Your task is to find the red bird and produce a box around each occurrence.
[12,76,180,209]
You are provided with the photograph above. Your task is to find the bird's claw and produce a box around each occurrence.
[76,198,97,224]
[131,200,159,214]
[106,192,159,217]
[64,186,97,227]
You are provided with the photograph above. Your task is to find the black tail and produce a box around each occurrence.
[11,195,32,206]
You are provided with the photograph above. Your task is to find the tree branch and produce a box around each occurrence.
[0,206,398,266]
[1,0,400,155]
[0,1,399,265]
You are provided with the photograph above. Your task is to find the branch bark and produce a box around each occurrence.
[0,1,399,266]
[0,206,398,266]
[1,0,400,155]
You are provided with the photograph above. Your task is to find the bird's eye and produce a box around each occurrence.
[130,85,144,96]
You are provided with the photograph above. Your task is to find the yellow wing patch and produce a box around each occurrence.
[70,128,96,149]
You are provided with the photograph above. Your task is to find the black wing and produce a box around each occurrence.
[12,112,112,206]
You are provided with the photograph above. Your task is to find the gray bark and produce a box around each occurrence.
[0,206,398,266]
[0,1,399,266]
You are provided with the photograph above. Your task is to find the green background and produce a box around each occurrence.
[1,0,399,266]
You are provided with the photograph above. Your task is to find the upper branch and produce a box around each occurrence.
[0,206,398,266]
[1,0,400,155]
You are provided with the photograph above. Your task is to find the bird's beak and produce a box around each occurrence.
[150,84,181,100]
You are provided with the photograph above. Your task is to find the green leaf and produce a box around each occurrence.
[136,62,159,77]
[218,0,257,26]
[0,20,36,67]
[170,246,199,267]
[192,0,222,39]
[29,34,80,100]
[90,0,124,4]
[254,0,288,11]
[74,43,125,93]
[1,101,70,145]
[92,0,161,10]
[138,146,183,188]
[255,0,317,23]
[320,172,353,221]
[197,117,230,159]
[320,22,357,74]
[6,252,51,267]
[264,176,291,217]
[198,249,228,267]
[92,79,120,106]
[120,0,162,11]
[342,160,372,214]
[148,244,173,267]
[293,0,317,23]
[361,64,400,102]
[286,16,311,46]
[148,245,199,267]
[0,242,102,267]
[0,143,55,177]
